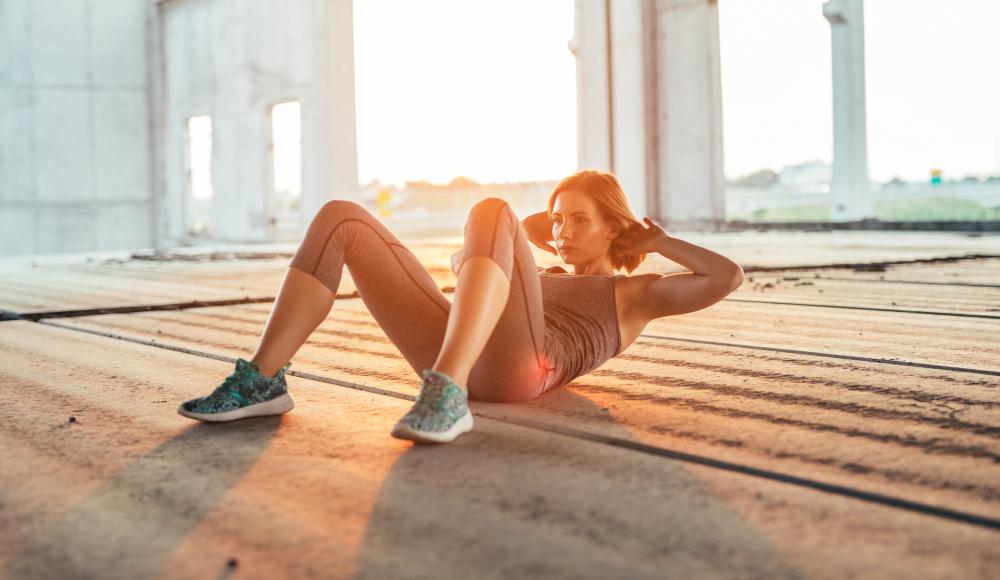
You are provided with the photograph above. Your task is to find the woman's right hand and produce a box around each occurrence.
[528,233,558,256]
[522,212,558,256]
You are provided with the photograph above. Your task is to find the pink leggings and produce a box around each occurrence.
[287,198,555,402]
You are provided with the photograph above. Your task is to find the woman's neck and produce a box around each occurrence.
[571,257,615,276]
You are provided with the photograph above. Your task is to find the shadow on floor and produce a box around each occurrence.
[351,388,806,579]
[4,417,282,580]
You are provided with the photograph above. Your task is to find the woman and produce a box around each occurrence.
[177,169,744,444]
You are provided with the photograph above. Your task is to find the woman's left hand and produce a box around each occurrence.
[614,217,670,256]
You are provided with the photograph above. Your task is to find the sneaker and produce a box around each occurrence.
[390,369,474,444]
[177,358,295,422]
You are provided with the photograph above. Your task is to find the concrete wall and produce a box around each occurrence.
[0,0,358,257]
[0,0,154,256]
[156,0,358,245]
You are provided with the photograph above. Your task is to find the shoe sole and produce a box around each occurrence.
[390,409,474,444]
[176,392,295,423]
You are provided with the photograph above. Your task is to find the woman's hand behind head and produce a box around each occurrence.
[614,217,669,256]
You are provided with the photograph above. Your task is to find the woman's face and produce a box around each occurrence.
[551,190,618,265]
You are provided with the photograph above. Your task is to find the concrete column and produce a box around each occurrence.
[569,0,648,218]
[652,0,725,230]
[569,0,612,171]
[146,0,166,252]
[823,0,874,220]
[609,0,649,218]
[299,0,359,233]
[571,0,725,229]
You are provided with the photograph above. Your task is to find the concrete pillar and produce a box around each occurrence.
[609,0,649,219]
[569,0,612,171]
[299,0,359,234]
[651,0,725,229]
[571,0,725,229]
[823,0,874,220]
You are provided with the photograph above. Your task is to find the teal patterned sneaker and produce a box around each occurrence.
[177,358,294,422]
[391,369,474,444]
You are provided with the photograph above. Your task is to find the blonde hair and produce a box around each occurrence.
[546,169,648,274]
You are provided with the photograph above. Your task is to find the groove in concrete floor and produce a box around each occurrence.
[32,317,1000,533]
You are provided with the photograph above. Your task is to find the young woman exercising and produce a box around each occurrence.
[177,169,744,444]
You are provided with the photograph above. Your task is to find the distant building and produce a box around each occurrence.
[728,169,779,189]
[779,160,832,191]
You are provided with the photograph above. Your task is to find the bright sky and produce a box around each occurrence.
[719,0,1000,182]
[352,0,1000,187]
[352,0,577,187]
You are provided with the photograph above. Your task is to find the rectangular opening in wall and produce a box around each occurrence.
[269,101,302,241]
[185,115,213,237]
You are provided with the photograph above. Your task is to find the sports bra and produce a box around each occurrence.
[536,265,622,390]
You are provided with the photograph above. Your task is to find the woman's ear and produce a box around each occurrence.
[607,221,621,243]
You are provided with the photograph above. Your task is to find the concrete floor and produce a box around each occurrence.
[1,231,998,579]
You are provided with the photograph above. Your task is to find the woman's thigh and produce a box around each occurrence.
[459,198,553,402]
[288,200,451,378]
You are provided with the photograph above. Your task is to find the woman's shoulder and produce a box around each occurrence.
[616,272,664,303]
[537,265,569,274]
[618,272,664,289]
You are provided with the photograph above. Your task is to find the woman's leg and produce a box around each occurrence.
[430,256,509,387]
[449,197,553,403]
[179,200,455,423]
[251,267,335,377]
[262,197,550,403]
[279,199,453,379]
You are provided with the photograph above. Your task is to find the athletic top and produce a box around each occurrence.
[537,265,622,390]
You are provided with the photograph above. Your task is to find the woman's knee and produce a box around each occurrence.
[301,199,388,258]
[317,198,367,219]
[461,198,518,275]
[467,197,513,220]
[309,199,379,237]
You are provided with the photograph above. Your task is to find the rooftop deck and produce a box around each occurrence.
[1,230,998,579]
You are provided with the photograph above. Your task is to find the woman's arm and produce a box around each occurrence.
[617,218,743,319]
[521,211,551,240]
[521,211,557,255]
[653,235,741,277]
[637,236,743,319]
